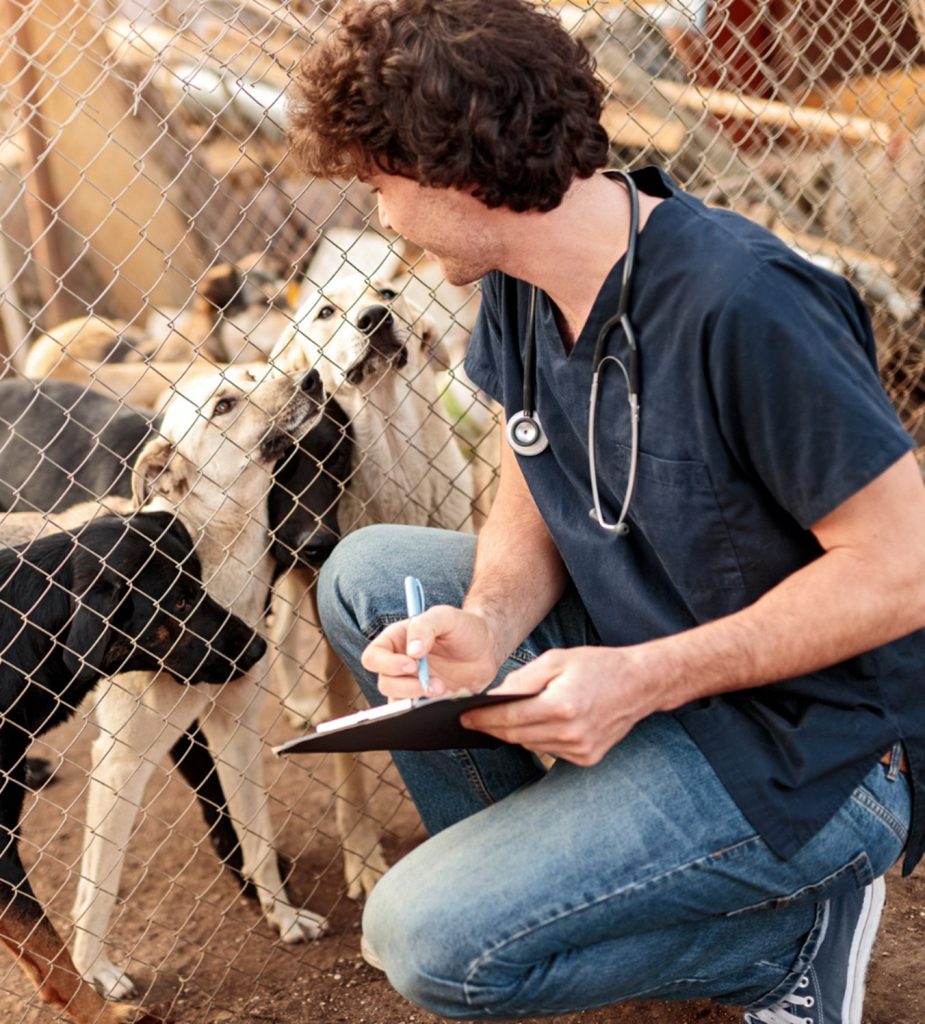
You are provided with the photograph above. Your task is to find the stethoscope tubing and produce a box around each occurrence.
[509,169,642,536]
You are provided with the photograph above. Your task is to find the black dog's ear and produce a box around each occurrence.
[62,570,127,686]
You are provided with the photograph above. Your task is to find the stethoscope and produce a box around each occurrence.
[505,169,641,536]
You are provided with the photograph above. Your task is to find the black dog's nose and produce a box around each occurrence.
[301,369,323,397]
[235,634,267,673]
[295,527,340,568]
[356,304,393,334]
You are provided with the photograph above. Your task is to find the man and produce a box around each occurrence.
[290,2,925,1021]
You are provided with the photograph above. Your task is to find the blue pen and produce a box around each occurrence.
[403,575,430,693]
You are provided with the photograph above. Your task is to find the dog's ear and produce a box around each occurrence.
[62,560,128,686]
[132,438,194,508]
[198,265,247,316]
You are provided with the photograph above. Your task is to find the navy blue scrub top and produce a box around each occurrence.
[464,166,925,874]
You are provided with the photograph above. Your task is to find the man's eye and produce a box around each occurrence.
[214,397,236,416]
[379,288,398,301]
[315,305,336,320]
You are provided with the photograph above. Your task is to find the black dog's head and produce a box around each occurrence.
[268,398,353,572]
[62,512,266,685]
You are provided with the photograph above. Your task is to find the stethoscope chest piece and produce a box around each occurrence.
[506,409,549,456]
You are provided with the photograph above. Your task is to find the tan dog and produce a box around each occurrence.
[22,315,152,380]
[69,363,327,999]
[0,495,135,547]
[23,254,295,410]
[261,274,478,899]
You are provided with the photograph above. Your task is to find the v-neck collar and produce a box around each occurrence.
[536,167,676,362]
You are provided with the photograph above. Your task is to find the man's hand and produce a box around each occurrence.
[460,645,664,766]
[361,605,501,698]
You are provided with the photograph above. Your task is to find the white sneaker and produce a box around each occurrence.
[360,933,384,972]
[743,876,886,1024]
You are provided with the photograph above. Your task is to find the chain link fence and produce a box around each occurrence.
[0,2,923,1023]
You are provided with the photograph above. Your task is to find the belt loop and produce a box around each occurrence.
[887,741,903,782]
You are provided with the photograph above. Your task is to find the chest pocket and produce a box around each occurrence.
[609,444,745,595]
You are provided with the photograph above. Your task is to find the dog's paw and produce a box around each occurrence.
[272,905,328,944]
[88,958,138,1000]
[343,845,389,902]
[108,1003,167,1024]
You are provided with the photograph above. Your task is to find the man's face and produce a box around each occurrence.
[366,173,496,286]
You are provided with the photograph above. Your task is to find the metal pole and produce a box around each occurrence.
[3,0,74,328]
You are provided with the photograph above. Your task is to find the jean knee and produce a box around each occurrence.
[362,865,480,1018]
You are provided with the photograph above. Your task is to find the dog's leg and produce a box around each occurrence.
[168,724,292,899]
[198,666,327,942]
[0,767,157,1024]
[270,570,328,728]
[302,579,390,901]
[71,676,195,1000]
[326,658,391,901]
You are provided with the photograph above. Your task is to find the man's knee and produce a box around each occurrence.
[318,525,401,635]
[362,867,484,1018]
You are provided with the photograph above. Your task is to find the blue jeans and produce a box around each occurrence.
[318,525,911,1020]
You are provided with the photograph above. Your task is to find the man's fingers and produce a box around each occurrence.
[361,622,417,676]
[491,651,562,695]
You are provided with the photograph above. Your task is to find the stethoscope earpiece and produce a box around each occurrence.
[506,410,549,456]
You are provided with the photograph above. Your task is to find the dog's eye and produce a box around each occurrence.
[173,596,190,614]
[379,288,398,301]
[214,397,236,416]
[315,305,336,320]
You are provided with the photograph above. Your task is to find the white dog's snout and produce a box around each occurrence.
[356,304,393,335]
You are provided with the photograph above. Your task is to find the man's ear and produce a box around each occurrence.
[62,568,127,686]
[132,438,193,508]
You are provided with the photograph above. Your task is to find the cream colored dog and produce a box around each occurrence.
[261,275,477,900]
[69,364,327,999]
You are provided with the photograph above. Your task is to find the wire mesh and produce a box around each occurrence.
[0,1,922,1022]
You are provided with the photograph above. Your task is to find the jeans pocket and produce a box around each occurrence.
[724,851,874,917]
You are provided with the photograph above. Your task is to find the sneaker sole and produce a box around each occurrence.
[843,874,886,1024]
[360,933,385,972]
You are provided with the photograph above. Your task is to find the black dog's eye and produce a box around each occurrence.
[214,397,236,416]
[315,305,336,320]
[173,595,191,614]
[379,287,398,301]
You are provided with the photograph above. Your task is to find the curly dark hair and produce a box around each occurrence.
[287,0,610,213]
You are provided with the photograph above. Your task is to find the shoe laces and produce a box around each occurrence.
[744,975,815,1024]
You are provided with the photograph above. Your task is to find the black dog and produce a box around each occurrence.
[0,511,265,1024]
[0,378,353,893]
[0,379,351,568]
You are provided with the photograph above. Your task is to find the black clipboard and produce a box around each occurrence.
[272,691,532,754]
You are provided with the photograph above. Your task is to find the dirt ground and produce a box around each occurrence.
[4,695,923,1024]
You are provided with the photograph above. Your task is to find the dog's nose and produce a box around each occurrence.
[356,304,393,334]
[295,526,340,568]
[300,369,323,398]
[238,634,268,670]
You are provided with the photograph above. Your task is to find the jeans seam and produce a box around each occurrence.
[360,613,405,640]
[851,783,909,847]
[723,851,872,916]
[461,834,760,1006]
[451,749,497,806]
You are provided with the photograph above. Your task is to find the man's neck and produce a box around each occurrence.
[495,171,661,348]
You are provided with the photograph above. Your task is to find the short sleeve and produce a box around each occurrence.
[708,258,914,528]
[463,272,504,403]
